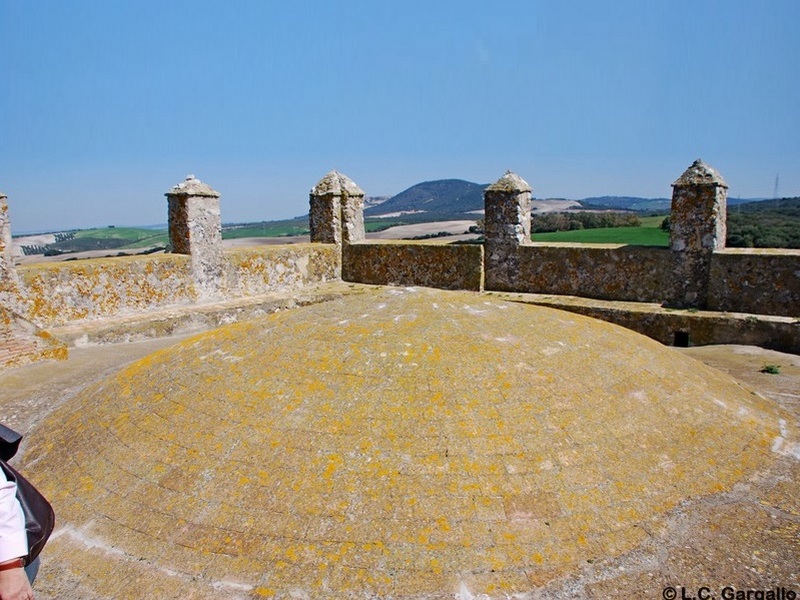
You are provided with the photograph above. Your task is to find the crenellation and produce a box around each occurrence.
[667,159,728,308]
[484,170,532,291]
[310,170,365,246]
[0,192,16,288]
[165,175,224,299]
[0,192,22,312]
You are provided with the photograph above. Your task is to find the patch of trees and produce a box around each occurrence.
[531,211,640,233]
[726,197,800,248]
[661,198,800,248]
[726,211,800,248]
[403,231,454,240]
[53,232,75,243]
[20,245,47,256]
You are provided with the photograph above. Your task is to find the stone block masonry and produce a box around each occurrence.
[666,159,728,308]
[166,175,224,299]
[14,246,339,329]
[483,170,532,291]
[309,170,365,246]
[343,241,483,291]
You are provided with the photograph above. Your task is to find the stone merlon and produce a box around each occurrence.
[672,159,728,188]
[165,175,220,198]
[311,170,365,197]
[485,170,531,193]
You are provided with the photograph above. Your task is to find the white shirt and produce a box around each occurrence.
[0,468,27,563]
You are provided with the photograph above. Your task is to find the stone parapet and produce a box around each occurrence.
[224,244,340,297]
[511,244,673,302]
[502,292,800,354]
[342,241,483,291]
[18,254,197,326]
[707,248,800,317]
[12,245,340,329]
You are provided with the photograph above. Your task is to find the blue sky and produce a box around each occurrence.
[1,0,798,232]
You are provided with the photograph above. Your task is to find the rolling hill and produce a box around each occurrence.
[364,179,487,216]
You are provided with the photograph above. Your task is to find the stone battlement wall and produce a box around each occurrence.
[342,241,483,291]
[493,244,673,303]
[707,249,800,316]
[9,245,338,328]
[1,163,798,366]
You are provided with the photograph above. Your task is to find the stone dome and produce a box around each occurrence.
[26,288,792,599]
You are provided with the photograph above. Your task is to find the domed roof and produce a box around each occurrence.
[26,288,791,599]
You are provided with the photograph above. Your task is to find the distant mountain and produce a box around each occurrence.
[364,181,780,220]
[364,179,487,216]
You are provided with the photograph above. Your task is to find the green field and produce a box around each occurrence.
[33,215,670,255]
[60,227,169,250]
[222,219,309,239]
[531,216,669,246]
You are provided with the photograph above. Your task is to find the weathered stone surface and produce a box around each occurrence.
[668,159,728,308]
[0,306,67,369]
[504,243,673,301]
[310,170,365,197]
[166,175,224,299]
[225,244,340,297]
[165,174,220,198]
[342,241,483,290]
[0,193,65,368]
[485,170,531,193]
[507,292,800,354]
[0,193,19,301]
[13,246,340,328]
[19,287,794,599]
[707,248,800,317]
[309,170,365,246]
[17,255,197,326]
[673,158,728,187]
[484,171,532,290]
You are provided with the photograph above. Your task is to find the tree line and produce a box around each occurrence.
[531,211,640,233]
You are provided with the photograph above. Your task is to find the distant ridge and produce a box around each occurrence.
[364,179,487,216]
[364,180,780,219]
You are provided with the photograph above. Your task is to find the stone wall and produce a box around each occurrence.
[524,297,800,354]
[225,244,340,297]
[509,244,673,302]
[13,245,339,328]
[482,243,799,318]
[342,242,483,291]
[17,254,196,326]
[707,249,800,317]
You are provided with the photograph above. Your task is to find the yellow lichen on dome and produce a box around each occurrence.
[25,287,794,599]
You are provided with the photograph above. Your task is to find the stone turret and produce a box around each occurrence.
[0,191,19,300]
[165,175,224,298]
[667,159,728,308]
[484,170,532,290]
[309,171,365,245]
